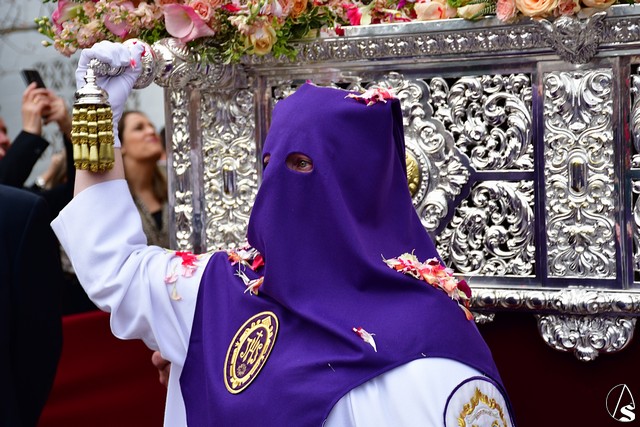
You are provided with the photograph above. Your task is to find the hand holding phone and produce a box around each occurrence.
[20,70,51,134]
[20,69,46,89]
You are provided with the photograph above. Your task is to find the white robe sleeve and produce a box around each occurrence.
[52,179,208,427]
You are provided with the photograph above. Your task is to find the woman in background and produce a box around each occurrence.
[118,111,169,248]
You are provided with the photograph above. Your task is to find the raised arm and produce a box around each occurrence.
[52,39,207,371]
[72,40,142,195]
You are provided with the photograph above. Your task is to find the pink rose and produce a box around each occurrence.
[514,0,558,17]
[496,0,518,22]
[164,3,216,42]
[556,0,580,14]
[248,21,278,55]
[414,0,456,20]
[189,0,212,20]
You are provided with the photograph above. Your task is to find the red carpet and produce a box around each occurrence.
[39,311,166,427]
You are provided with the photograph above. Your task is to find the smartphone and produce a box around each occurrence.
[20,69,46,88]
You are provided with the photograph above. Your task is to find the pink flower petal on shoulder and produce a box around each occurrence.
[346,87,396,106]
[383,251,473,321]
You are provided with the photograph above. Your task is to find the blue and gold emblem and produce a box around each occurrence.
[224,311,279,394]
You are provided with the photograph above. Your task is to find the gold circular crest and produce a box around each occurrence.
[224,311,279,394]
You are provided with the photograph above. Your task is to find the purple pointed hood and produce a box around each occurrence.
[247,83,442,306]
[180,84,506,426]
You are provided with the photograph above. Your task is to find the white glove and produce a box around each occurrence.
[75,40,145,148]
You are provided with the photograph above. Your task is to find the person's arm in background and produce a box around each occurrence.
[0,83,52,186]
[30,93,77,218]
[40,92,75,191]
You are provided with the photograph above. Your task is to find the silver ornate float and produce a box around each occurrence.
[137,5,640,361]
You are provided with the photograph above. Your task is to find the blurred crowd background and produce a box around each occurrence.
[0,0,165,186]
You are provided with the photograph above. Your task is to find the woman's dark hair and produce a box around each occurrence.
[119,111,168,204]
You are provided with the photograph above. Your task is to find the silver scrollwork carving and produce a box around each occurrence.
[168,88,195,250]
[536,314,635,361]
[429,74,533,171]
[544,69,616,278]
[472,287,640,314]
[151,38,199,89]
[368,73,471,232]
[202,89,257,250]
[537,12,607,65]
[437,181,535,276]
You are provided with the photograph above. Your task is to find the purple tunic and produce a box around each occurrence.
[180,84,508,426]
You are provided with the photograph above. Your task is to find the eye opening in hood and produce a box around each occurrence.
[286,152,314,173]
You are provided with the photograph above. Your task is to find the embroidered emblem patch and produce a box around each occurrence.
[224,311,279,394]
[444,377,512,427]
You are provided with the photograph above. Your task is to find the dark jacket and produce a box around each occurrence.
[0,131,75,219]
[0,185,63,426]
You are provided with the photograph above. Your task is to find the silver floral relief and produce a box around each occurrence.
[201,88,257,250]
[536,12,606,65]
[150,37,200,89]
[247,24,545,66]
[436,180,535,276]
[168,88,196,251]
[543,69,616,278]
[428,74,533,171]
[536,314,635,361]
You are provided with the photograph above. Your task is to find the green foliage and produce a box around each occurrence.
[447,0,468,8]
[138,25,171,46]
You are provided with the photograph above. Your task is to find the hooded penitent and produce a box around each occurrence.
[180,83,507,426]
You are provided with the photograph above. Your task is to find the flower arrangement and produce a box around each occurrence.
[36,0,341,61]
[36,0,628,62]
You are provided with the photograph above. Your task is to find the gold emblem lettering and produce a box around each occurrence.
[224,312,279,394]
